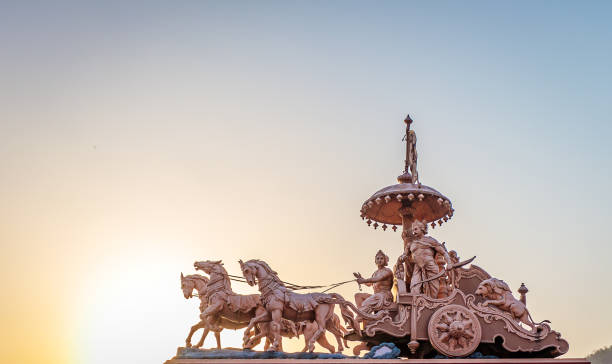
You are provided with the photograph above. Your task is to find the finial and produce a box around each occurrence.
[518,283,529,305]
[398,113,419,185]
[404,114,413,125]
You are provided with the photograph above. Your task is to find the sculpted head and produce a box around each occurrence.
[180,272,193,299]
[375,250,389,267]
[410,220,428,238]
[239,259,257,286]
[475,278,511,298]
[180,273,209,299]
[194,260,222,274]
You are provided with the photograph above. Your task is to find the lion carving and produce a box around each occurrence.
[475,278,548,332]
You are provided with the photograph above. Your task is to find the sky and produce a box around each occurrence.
[1,1,611,363]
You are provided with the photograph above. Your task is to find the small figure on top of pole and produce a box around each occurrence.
[399,114,419,186]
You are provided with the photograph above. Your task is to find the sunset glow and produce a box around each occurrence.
[1,2,611,364]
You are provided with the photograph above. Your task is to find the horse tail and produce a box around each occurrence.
[333,313,350,348]
[318,293,383,337]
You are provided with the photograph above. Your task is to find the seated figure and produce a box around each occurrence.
[353,250,394,315]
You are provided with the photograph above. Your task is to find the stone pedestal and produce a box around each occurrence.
[165,359,589,364]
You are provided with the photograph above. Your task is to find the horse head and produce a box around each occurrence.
[181,272,209,299]
[180,272,195,299]
[194,260,223,274]
[240,259,280,287]
[239,259,258,286]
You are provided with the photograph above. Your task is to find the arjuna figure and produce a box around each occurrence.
[401,220,453,299]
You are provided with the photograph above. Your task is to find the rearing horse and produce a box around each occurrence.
[183,266,299,351]
[180,273,222,349]
[194,260,264,333]
[239,259,380,352]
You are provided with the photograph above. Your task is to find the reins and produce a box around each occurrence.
[226,273,356,292]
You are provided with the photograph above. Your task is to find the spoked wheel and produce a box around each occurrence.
[428,304,481,357]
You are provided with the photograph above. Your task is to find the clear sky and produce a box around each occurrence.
[1,1,611,363]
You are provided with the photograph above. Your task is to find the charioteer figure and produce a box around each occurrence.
[353,250,394,315]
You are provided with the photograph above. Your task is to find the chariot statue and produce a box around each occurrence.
[174,114,569,359]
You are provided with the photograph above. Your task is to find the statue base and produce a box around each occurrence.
[165,348,588,364]
[165,347,353,362]
[166,359,588,364]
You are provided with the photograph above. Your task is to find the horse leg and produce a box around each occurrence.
[243,328,264,349]
[201,301,223,331]
[243,310,270,346]
[195,327,209,348]
[186,321,206,348]
[214,330,221,350]
[269,309,283,352]
[301,322,314,352]
[245,323,266,349]
[326,321,344,352]
[353,342,369,356]
[309,307,329,353]
[316,331,335,353]
[333,314,349,349]
[264,337,271,351]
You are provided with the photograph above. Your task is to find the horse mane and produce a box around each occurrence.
[203,261,234,294]
[211,263,229,275]
[246,259,282,283]
[184,274,209,284]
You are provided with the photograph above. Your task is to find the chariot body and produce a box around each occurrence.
[346,261,568,358]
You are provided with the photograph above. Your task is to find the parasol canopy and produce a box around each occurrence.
[361,180,453,231]
[360,115,454,231]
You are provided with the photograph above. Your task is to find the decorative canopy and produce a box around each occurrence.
[360,115,454,231]
[361,183,453,230]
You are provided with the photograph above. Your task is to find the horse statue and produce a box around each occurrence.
[244,313,349,353]
[194,260,262,332]
[239,259,381,352]
[180,273,222,348]
[182,268,292,350]
[191,260,351,352]
[296,314,349,353]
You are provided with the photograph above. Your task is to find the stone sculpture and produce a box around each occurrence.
[238,259,381,352]
[353,250,394,316]
[243,317,299,352]
[244,313,348,353]
[404,114,419,185]
[193,260,261,332]
[475,278,548,332]
[351,116,567,358]
[170,114,570,360]
[400,220,454,298]
[180,273,221,349]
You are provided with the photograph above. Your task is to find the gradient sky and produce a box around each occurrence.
[1,1,611,363]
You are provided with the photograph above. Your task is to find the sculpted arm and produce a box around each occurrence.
[359,268,393,284]
[433,242,456,288]
[399,240,412,262]
[433,243,452,266]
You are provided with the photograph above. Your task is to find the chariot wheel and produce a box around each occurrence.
[427,304,481,358]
